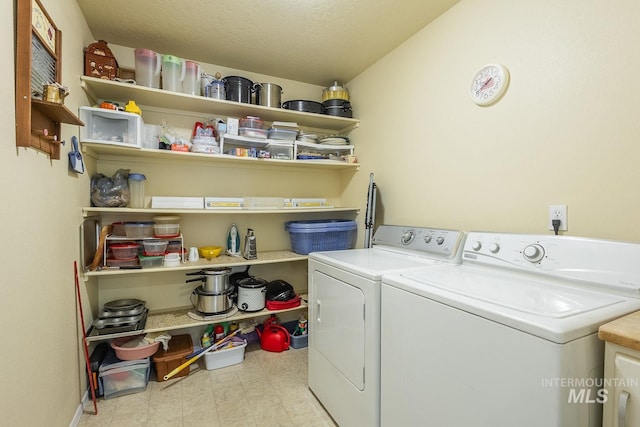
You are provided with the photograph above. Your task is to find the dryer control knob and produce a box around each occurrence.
[436,236,445,245]
[401,230,415,245]
[489,243,500,253]
[523,244,545,262]
[424,235,432,244]
[471,241,482,251]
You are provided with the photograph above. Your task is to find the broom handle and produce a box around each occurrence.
[163,328,241,380]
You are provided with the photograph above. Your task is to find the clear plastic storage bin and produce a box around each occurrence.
[79,106,143,148]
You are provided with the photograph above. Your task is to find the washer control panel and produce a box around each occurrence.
[373,225,465,261]
[461,232,640,292]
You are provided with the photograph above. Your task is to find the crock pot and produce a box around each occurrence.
[237,277,268,312]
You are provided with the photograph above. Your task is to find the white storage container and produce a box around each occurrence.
[204,340,247,370]
[267,142,293,160]
[79,106,143,148]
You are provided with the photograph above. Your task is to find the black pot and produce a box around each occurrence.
[323,100,353,117]
[224,76,253,104]
[281,100,325,114]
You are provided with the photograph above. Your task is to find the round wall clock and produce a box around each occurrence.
[470,64,510,106]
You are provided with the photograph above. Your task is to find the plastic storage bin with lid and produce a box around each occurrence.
[134,48,161,89]
[285,219,357,255]
[98,349,151,399]
[152,334,193,381]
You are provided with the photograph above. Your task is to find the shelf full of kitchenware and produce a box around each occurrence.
[84,293,309,343]
[79,76,359,168]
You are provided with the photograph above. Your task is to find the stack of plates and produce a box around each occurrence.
[297,133,319,144]
[319,136,350,146]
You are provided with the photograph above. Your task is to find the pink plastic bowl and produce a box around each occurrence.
[111,335,160,361]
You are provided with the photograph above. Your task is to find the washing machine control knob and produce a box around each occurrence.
[424,235,432,244]
[523,244,545,262]
[436,236,445,245]
[489,243,500,253]
[401,230,415,245]
[471,241,482,251]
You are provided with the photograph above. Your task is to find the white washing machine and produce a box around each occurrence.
[308,225,465,427]
[380,232,640,427]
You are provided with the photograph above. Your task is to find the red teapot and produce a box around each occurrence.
[256,316,290,352]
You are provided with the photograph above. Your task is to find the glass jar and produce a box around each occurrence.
[128,173,146,208]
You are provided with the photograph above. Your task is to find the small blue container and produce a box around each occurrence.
[285,219,357,255]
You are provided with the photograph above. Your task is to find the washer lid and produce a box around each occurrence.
[385,265,640,343]
[309,247,443,281]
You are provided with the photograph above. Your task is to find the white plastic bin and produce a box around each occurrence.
[204,339,247,370]
[79,106,143,148]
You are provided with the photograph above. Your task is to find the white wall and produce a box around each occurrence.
[1,0,94,425]
[346,0,640,242]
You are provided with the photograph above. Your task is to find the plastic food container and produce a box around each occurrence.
[152,334,193,381]
[143,239,168,256]
[111,335,160,360]
[110,243,139,259]
[239,117,264,129]
[238,127,267,138]
[153,223,180,238]
[106,258,139,267]
[139,254,164,268]
[166,240,182,253]
[285,219,357,255]
[267,128,297,141]
[164,253,181,267]
[112,222,126,236]
[124,222,155,238]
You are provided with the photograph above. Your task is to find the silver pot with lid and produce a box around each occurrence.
[185,267,231,293]
[237,276,268,312]
[191,285,234,315]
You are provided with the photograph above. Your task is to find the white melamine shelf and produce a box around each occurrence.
[80,76,359,134]
[84,250,308,278]
[80,142,360,170]
[82,206,358,217]
[85,294,308,342]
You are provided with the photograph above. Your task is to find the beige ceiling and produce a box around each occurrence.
[76,0,461,86]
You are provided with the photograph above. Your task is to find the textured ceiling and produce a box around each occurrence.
[76,0,461,86]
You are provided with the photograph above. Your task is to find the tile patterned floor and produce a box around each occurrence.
[78,344,336,427]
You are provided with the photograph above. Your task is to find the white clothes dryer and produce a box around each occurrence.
[307,225,465,427]
[380,232,640,427]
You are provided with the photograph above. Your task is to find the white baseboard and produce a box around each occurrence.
[69,390,89,427]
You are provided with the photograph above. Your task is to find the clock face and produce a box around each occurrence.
[470,64,509,106]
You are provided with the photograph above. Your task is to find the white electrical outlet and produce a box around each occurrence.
[548,205,568,231]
